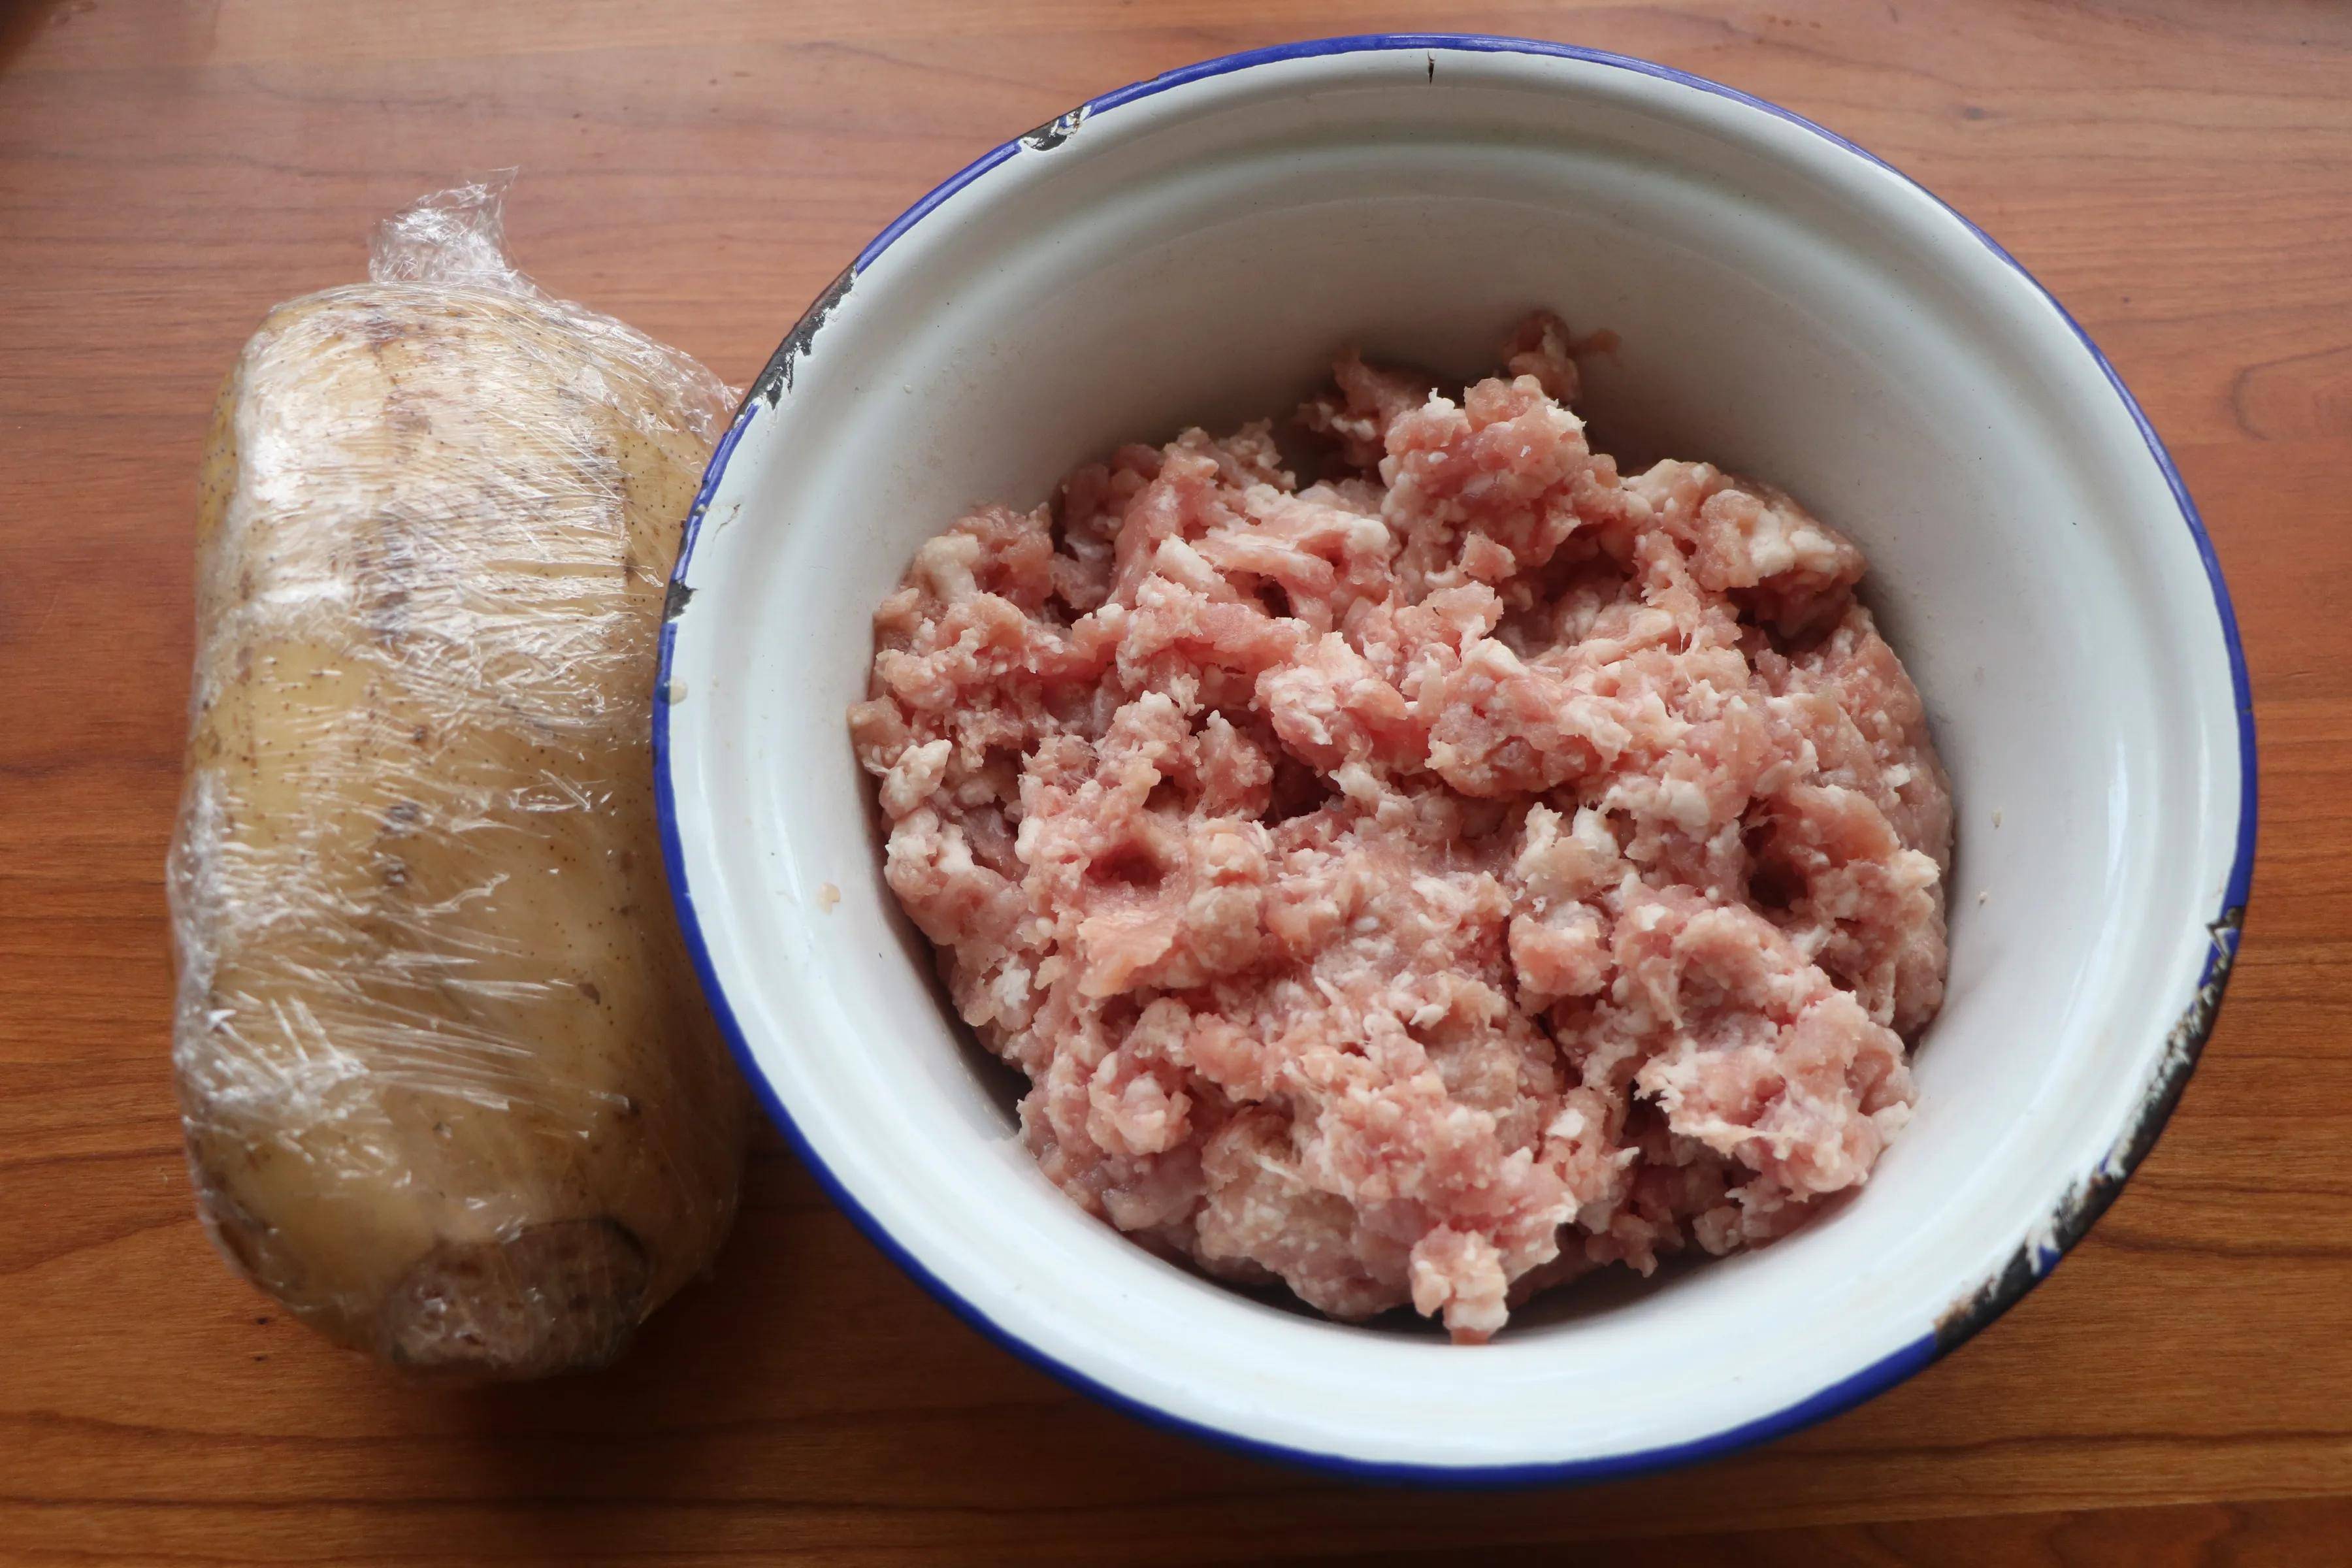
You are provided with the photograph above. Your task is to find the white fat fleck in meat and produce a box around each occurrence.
[879,738,951,817]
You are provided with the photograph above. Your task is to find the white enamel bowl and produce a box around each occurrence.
[657,36,2255,1482]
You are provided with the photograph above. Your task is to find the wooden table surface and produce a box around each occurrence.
[6,1,2350,1562]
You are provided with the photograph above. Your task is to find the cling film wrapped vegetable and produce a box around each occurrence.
[171,180,749,1377]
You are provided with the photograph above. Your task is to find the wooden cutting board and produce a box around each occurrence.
[3,1,2347,1561]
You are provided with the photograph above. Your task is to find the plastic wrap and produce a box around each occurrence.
[171,178,749,1377]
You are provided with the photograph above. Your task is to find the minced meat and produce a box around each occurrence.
[849,315,1952,1341]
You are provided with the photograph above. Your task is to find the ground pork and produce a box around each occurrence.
[850,314,1952,1341]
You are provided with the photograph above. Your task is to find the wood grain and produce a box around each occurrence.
[3,0,2348,1561]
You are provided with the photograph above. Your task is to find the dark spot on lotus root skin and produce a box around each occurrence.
[360,310,410,350]
[578,979,602,1004]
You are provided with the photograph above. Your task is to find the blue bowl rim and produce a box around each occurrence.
[653,32,2259,1488]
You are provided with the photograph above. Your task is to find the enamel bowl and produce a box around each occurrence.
[656,35,2254,1482]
